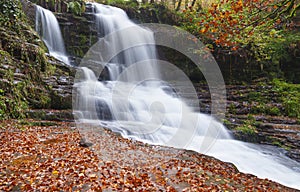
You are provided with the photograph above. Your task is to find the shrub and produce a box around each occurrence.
[67,1,85,16]
[0,0,23,28]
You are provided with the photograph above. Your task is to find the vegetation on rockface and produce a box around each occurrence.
[0,0,73,119]
[234,79,300,119]
[67,1,86,15]
[0,0,44,119]
[234,116,257,135]
[271,79,300,119]
[223,78,300,150]
[29,0,87,14]
[0,0,23,29]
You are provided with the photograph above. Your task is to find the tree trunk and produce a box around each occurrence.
[172,0,176,9]
[191,0,197,7]
[176,0,182,11]
[184,0,189,9]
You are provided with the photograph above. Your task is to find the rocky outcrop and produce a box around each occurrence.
[42,61,75,110]
[21,1,97,66]
[55,4,98,65]
[195,83,300,162]
[26,109,73,121]
[118,3,182,25]
[20,0,78,108]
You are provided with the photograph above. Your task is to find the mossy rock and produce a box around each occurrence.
[0,0,73,119]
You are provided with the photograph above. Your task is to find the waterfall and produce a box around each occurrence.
[35,5,70,65]
[93,3,159,81]
[73,3,300,189]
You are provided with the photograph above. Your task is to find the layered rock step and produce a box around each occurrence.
[195,83,300,162]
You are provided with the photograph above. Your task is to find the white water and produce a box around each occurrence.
[93,3,159,81]
[74,3,300,189]
[35,5,70,65]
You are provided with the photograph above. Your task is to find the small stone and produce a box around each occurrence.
[79,138,93,147]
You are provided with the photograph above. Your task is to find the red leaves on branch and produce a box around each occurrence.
[181,0,285,52]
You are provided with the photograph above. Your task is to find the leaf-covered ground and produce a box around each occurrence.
[0,120,297,191]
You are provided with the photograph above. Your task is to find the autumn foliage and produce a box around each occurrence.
[180,0,299,56]
[0,120,295,191]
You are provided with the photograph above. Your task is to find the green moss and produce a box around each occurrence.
[242,79,300,119]
[228,103,237,114]
[235,116,258,136]
[0,89,7,119]
[105,0,138,7]
[272,79,300,119]
[267,106,281,116]
[40,94,52,108]
[247,91,267,103]
[270,138,292,151]
[0,0,57,119]
[222,119,231,126]
[235,124,257,135]
[67,1,86,16]
[0,0,23,31]
[0,82,29,120]
[18,120,58,127]
[45,63,57,77]
[250,103,265,114]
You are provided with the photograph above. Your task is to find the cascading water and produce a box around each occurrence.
[35,5,70,65]
[74,3,300,189]
[93,3,159,81]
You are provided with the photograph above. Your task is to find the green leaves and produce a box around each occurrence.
[272,79,300,118]
[0,0,22,27]
[67,1,85,16]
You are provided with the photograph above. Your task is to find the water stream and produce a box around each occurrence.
[35,5,70,65]
[72,3,300,189]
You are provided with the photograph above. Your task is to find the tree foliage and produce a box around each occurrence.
[0,0,23,28]
[67,1,86,15]
[179,0,299,65]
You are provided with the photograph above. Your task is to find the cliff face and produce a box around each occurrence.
[0,0,75,120]
[55,3,98,65]
[24,1,182,66]
[0,0,46,118]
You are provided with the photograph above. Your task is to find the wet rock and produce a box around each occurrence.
[20,0,36,26]
[231,130,266,143]
[96,99,113,120]
[287,149,300,162]
[56,13,98,65]
[79,138,93,148]
[26,109,73,121]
